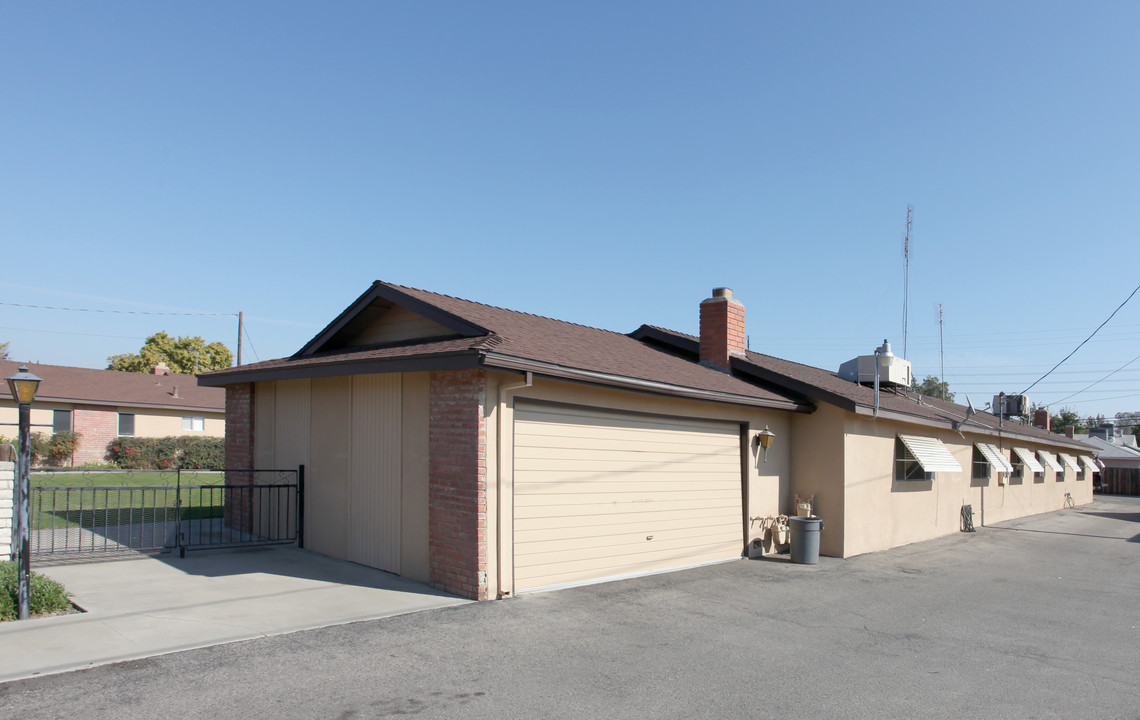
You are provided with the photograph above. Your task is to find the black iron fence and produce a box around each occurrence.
[28,467,303,560]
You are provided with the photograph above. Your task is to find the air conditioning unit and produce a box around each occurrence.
[993,394,1029,419]
[837,340,913,388]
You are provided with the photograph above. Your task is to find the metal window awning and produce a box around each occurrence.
[1037,451,1063,472]
[1080,456,1100,474]
[1059,453,1081,472]
[899,434,962,472]
[976,443,1014,474]
[1012,447,1045,474]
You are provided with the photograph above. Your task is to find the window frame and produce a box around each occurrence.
[972,445,991,481]
[52,409,72,434]
[181,416,205,432]
[895,437,934,482]
[118,412,136,437]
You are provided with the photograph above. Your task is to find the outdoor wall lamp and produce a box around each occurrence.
[6,365,41,621]
[756,425,775,462]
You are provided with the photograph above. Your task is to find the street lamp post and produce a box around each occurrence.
[7,365,41,620]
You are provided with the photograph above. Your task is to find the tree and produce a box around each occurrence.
[1050,407,1083,434]
[911,375,955,401]
[107,332,233,374]
[0,341,8,360]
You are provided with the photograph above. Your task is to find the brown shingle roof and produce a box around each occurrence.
[0,361,224,412]
[201,282,804,410]
[633,326,1094,452]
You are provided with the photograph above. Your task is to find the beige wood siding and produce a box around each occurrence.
[513,403,743,592]
[349,305,455,346]
[349,374,403,572]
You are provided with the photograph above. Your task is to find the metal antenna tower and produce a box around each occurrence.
[938,302,945,398]
[902,205,913,359]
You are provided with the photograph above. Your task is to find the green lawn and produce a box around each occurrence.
[29,471,229,531]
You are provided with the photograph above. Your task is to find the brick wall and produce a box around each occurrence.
[72,405,120,465]
[223,384,255,532]
[428,368,488,600]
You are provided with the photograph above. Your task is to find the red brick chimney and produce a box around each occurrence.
[699,288,746,372]
[1033,409,1050,430]
[153,362,171,376]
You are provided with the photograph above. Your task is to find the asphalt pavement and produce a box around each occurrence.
[2,496,1137,720]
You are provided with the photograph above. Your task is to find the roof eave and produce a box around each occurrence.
[293,282,491,358]
[481,352,808,412]
[197,350,483,386]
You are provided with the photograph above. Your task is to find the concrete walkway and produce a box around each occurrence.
[0,545,468,682]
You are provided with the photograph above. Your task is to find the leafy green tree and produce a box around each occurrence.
[0,341,9,360]
[107,332,233,374]
[911,375,955,401]
[1050,407,1083,434]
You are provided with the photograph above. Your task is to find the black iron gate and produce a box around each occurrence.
[28,467,304,560]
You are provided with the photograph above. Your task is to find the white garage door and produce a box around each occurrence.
[513,403,744,592]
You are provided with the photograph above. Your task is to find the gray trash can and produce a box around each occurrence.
[789,516,823,564]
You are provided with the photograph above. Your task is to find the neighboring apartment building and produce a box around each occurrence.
[0,361,225,466]
[1075,422,1140,495]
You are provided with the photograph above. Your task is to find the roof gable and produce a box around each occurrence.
[294,282,490,357]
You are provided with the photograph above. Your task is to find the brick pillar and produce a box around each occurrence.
[699,288,747,372]
[224,383,255,533]
[428,368,488,600]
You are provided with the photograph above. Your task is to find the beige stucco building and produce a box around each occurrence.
[0,361,225,466]
[201,282,1095,600]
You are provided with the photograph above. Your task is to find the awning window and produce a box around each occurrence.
[975,443,1014,474]
[1059,453,1081,472]
[1012,447,1045,474]
[1037,451,1063,472]
[898,434,962,472]
[1080,456,1099,475]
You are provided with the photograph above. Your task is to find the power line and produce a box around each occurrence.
[1019,281,1140,396]
[0,301,235,317]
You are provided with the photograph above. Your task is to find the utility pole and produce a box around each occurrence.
[237,311,243,366]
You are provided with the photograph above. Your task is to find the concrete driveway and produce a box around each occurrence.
[0,545,467,682]
[2,496,1137,719]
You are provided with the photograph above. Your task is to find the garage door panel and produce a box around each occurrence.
[514,504,739,531]
[517,521,742,549]
[515,481,741,498]
[513,404,743,592]
[514,539,741,588]
[515,434,737,456]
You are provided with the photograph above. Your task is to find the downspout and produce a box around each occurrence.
[496,371,533,598]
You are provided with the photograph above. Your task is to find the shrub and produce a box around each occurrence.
[106,436,224,470]
[26,432,80,467]
[0,562,73,621]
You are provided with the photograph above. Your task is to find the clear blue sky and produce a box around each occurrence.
[3,2,1138,421]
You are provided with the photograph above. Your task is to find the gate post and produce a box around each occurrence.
[297,464,305,549]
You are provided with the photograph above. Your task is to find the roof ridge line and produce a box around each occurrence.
[383,281,638,339]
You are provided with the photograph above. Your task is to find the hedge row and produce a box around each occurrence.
[106,436,225,470]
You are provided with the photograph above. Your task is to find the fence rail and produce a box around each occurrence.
[28,467,302,560]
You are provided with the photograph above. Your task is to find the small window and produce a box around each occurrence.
[53,409,72,433]
[1010,456,1024,481]
[181,416,205,432]
[118,413,135,437]
[972,446,991,480]
[896,437,933,481]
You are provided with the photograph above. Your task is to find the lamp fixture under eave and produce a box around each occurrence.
[756,425,775,462]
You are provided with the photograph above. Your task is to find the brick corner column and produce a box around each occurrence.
[428,368,489,600]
